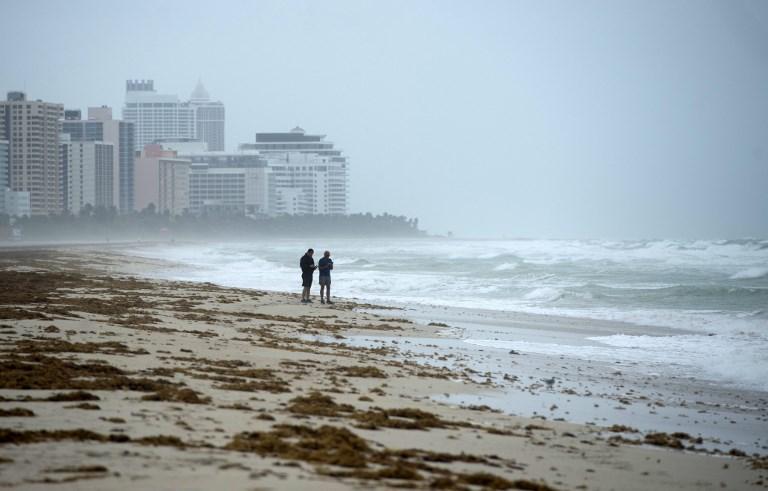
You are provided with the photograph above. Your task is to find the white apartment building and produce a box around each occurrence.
[266,152,348,215]
[240,127,349,215]
[123,80,195,151]
[123,80,225,153]
[189,81,225,152]
[61,134,114,214]
[62,107,136,212]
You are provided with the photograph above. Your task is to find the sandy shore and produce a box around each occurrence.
[1,247,766,490]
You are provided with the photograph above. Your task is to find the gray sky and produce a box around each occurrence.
[2,0,767,238]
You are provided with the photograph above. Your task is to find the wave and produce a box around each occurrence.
[523,287,564,302]
[730,267,768,280]
[493,262,518,271]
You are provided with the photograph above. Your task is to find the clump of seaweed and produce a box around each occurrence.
[0,353,178,392]
[0,408,35,417]
[336,365,388,378]
[13,338,148,356]
[47,465,108,473]
[225,424,554,489]
[0,428,112,444]
[353,407,455,431]
[288,392,355,417]
[46,391,100,402]
[646,433,674,448]
[285,392,465,431]
[607,424,638,433]
[226,424,371,468]
[216,380,290,394]
[65,403,100,410]
[141,387,211,405]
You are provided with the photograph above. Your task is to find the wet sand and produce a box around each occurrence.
[0,247,766,490]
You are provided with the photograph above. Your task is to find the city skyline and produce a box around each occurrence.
[0,84,349,219]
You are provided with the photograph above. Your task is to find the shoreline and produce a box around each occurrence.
[1,247,766,489]
[107,244,768,452]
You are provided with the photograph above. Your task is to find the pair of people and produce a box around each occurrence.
[300,248,333,304]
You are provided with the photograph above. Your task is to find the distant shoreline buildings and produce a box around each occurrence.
[0,80,349,218]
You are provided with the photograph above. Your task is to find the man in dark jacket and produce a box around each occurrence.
[300,248,316,303]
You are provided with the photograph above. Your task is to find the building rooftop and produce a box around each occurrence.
[190,80,210,102]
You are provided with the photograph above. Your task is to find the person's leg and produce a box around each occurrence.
[320,283,326,303]
[326,282,332,303]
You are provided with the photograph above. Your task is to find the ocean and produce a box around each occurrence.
[125,238,768,392]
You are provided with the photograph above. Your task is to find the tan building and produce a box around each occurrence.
[134,144,190,214]
[0,92,64,215]
[158,158,190,215]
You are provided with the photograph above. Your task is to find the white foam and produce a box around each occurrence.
[730,267,768,280]
[464,333,768,391]
[523,287,564,302]
[494,262,518,271]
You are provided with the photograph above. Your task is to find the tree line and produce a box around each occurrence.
[0,206,425,241]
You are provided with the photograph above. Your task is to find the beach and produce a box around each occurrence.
[1,245,767,490]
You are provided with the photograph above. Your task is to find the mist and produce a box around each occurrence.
[2,0,767,238]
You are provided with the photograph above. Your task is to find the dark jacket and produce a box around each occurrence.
[300,254,315,275]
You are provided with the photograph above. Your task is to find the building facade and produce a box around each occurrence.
[189,81,225,152]
[158,158,190,216]
[123,80,195,151]
[266,152,348,215]
[0,92,64,215]
[134,144,182,212]
[61,107,135,211]
[61,134,114,214]
[123,80,225,153]
[0,140,7,213]
[240,127,349,215]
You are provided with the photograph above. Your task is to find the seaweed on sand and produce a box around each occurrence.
[226,424,557,490]
[0,353,178,393]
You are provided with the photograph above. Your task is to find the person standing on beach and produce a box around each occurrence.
[300,248,316,303]
[317,250,334,304]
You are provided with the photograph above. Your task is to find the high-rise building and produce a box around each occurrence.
[60,134,114,214]
[0,140,8,214]
[61,106,135,211]
[158,158,190,216]
[184,154,269,215]
[0,92,64,215]
[266,152,348,215]
[134,144,191,212]
[123,80,195,151]
[239,127,349,215]
[189,81,225,152]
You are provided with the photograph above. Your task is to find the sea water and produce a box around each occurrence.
[125,238,768,391]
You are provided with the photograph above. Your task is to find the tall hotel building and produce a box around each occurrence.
[239,127,349,215]
[0,92,64,215]
[60,134,114,214]
[0,139,8,214]
[123,80,225,153]
[123,80,195,151]
[62,107,135,211]
[189,81,225,151]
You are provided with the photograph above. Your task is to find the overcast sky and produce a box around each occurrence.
[2,0,767,238]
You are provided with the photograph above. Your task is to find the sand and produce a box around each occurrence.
[0,246,766,490]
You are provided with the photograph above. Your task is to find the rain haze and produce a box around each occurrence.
[4,3,768,487]
[2,0,767,238]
